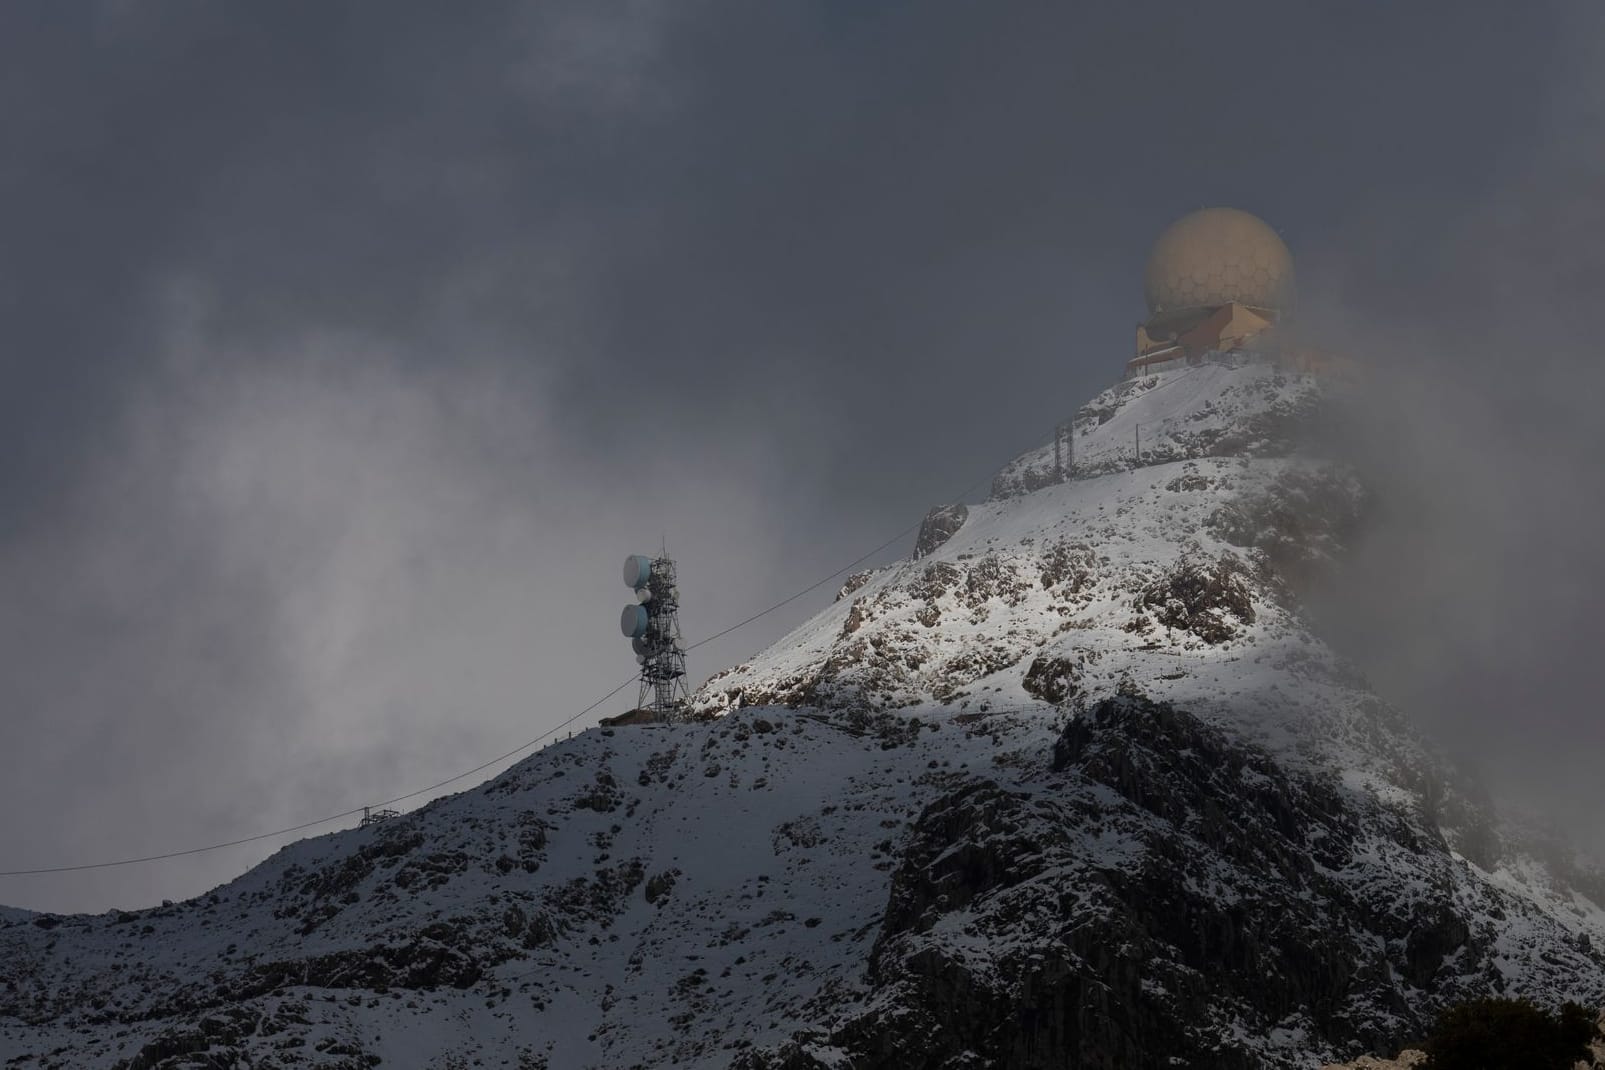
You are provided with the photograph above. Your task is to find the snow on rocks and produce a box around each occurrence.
[989,360,1327,498]
[695,363,1359,749]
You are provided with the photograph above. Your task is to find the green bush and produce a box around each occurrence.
[1422,996,1598,1070]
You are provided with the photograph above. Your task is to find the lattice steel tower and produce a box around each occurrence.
[619,552,689,720]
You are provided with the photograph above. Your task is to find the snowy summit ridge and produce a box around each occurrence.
[4,360,1603,1070]
[696,361,1346,728]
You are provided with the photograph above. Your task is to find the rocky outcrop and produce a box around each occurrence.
[1135,549,1258,643]
[1020,653,1077,704]
[914,504,968,559]
[742,697,1605,1069]
[834,569,878,602]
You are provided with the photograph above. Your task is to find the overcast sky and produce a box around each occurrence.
[2,1,1603,913]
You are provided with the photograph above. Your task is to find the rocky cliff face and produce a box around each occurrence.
[756,697,1603,1069]
[3,361,1602,1069]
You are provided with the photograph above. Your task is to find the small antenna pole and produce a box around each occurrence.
[1054,423,1063,482]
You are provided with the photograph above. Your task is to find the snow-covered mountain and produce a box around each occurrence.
[4,361,1602,1069]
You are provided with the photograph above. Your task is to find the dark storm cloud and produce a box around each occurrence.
[0,0,1598,910]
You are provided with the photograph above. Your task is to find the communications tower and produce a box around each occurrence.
[618,552,689,720]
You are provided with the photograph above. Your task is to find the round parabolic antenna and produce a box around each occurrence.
[623,555,654,588]
[1143,207,1295,316]
[631,635,651,656]
[620,604,649,638]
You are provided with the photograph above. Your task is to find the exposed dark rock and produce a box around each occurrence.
[573,771,622,812]
[230,932,484,998]
[1137,550,1256,643]
[116,1006,276,1070]
[1037,540,1097,593]
[755,696,1603,1070]
[1021,654,1077,705]
[834,570,878,603]
[645,869,680,905]
[908,562,962,602]
[988,461,1065,501]
[914,504,968,559]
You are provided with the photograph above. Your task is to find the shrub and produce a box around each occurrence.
[1422,996,1598,1070]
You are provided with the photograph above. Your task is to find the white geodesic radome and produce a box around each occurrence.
[1143,207,1294,317]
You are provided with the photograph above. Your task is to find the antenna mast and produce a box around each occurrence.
[619,552,690,721]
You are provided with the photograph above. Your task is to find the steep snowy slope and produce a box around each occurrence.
[3,362,1602,1070]
[697,362,1357,745]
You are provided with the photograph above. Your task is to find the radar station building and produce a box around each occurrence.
[1129,207,1296,376]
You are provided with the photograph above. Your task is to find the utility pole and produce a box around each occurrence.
[1134,423,1141,467]
[1059,423,1084,481]
[1054,421,1076,483]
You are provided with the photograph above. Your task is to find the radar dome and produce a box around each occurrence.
[1143,207,1294,317]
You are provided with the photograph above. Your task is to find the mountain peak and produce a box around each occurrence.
[693,361,1355,739]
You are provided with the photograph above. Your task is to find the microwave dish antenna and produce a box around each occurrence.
[616,550,689,720]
